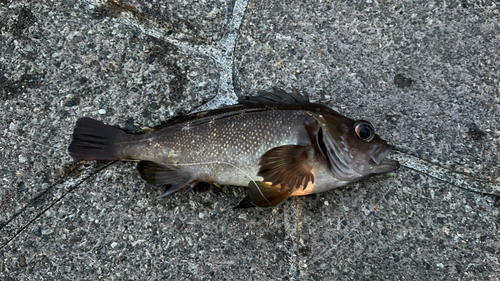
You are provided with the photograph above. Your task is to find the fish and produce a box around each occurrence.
[68,89,399,208]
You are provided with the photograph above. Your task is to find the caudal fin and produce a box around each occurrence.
[68,117,128,161]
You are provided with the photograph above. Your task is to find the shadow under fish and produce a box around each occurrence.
[68,89,400,208]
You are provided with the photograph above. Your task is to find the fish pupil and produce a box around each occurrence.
[358,126,372,139]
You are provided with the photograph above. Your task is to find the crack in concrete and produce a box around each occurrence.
[284,200,300,280]
[194,0,251,111]
[104,0,250,111]
[106,0,215,44]
[295,197,308,279]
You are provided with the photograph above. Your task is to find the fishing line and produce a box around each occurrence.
[0,161,115,251]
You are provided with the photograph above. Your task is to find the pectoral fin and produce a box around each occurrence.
[137,161,196,196]
[258,145,315,191]
[236,181,292,208]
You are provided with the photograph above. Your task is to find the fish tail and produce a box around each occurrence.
[68,117,131,161]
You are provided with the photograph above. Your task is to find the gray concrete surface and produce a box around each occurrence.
[1,0,500,280]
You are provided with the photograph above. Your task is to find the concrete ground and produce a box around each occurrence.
[1,0,500,280]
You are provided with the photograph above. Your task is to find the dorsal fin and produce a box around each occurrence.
[238,88,309,104]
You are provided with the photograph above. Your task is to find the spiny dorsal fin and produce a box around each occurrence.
[258,145,315,191]
[239,87,309,104]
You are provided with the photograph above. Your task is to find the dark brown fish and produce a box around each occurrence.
[68,89,399,207]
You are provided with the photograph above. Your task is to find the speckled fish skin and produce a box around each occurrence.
[126,104,319,187]
[68,90,399,207]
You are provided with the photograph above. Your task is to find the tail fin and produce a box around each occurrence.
[68,117,128,161]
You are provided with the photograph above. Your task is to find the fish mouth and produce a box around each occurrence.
[366,145,400,174]
[368,158,400,174]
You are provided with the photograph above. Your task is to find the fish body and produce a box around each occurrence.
[69,89,399,207]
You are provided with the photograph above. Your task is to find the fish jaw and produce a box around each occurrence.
[367,158,400,174]
[363,143,400,174]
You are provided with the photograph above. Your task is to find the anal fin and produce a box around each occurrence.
[137,161,195,196]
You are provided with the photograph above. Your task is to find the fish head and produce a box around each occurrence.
[311,112,399,181]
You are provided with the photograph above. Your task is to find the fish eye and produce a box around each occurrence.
[354,121,375,142]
